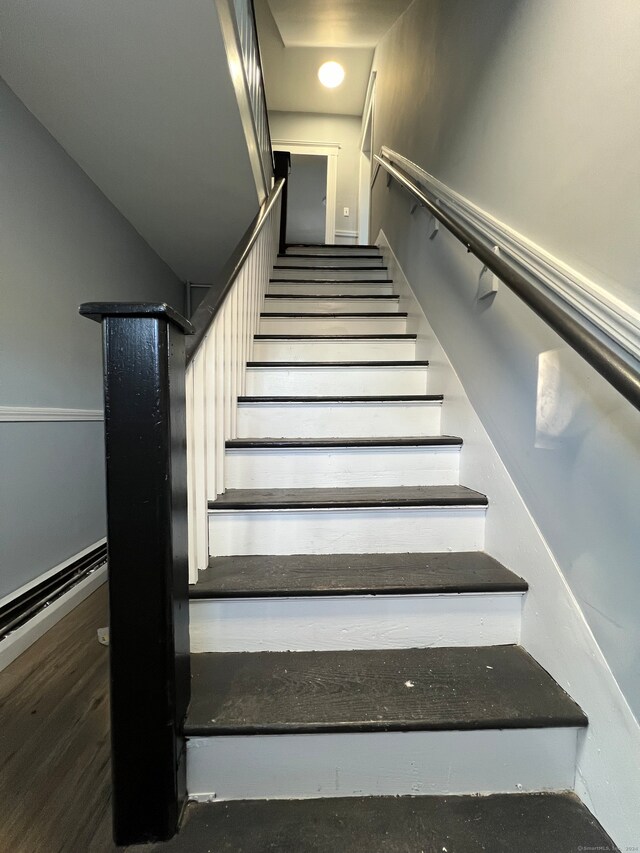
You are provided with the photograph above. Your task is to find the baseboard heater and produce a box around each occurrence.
[0,543,108,642]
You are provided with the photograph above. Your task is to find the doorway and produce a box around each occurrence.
[273,141,339,243]
[286,154,328,244]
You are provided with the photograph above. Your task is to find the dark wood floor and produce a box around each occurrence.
[0,585,118,853]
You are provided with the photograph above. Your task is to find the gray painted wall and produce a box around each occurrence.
[0,80,183,599]
[270,112,361,238]
[0,0,261,284]
[287,154,328,243]
[371,0,640,717]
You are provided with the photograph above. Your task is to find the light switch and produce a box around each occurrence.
[343,207,350,217]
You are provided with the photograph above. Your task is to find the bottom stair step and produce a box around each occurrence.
[130,793,618,853]
[184,647,586,800]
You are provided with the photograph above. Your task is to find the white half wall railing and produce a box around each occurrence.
[216,0,274,201]
[185,181,283,583]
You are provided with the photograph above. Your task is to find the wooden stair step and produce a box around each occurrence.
[185,645,587,736]
[225,435,461,448]
[208,484,487,511]
[191,551,526,599]
[260,311,408,318]
[131,793,617,853]
[246,360,429,367]
[237,394,442,403]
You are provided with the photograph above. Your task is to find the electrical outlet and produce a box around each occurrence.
[343,207,350,217]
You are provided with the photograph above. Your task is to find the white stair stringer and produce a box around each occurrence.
[263,296,401,313]
[187,727,579,801]
[285,246,381,257]
[189,590,523,653]
[245,364,429,396]
[271,267,391,281]
[224,444,460,488]
[258,315,408,335]
[268,281,395,295]
[253,336,416,361]
[236,399,442,438]
[208,505,486,556]
[275,256,385,268]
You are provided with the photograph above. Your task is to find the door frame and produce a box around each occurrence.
[358,71,377,245]
[272,139,339,244]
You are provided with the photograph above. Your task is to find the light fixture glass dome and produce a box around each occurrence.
[318,61,345,89]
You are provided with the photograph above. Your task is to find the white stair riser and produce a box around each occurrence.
[264,297,400,313]
[286,247,380,256]
[187,728,579,801]
[208,506,485,556]
[237,401,442,438]
[189,592,522,653]
[268,282,395,295]
[271,268,390,281]
[253,339,416,361]
[245,366,429,396]
[259,316,408,335]
[276,257,384,268]
[225,446,459,489]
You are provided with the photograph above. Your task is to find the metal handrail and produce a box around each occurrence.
[185,178,284,364]
[373,153,640,411]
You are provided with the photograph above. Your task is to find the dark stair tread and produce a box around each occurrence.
[265,293,400,299]
[273,265,387,271]
[132,793,617,853]
[260,312,408,318]
[225,435,462,448]
[208,485,486,510]
[237,394,443,402]
[287,243,379,249]
[269,278,394,283]
[191,551,527,599]
[185,645,587,735]
[279,253,383,260]
[246,360,429,367]
[255,333,416,340]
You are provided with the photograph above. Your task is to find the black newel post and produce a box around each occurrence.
[79,302,194,846]
[274,150,291,253]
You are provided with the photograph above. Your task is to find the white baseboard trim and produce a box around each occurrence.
[378,229,640,847]
[0,406,103,422]
[0,542,108,672]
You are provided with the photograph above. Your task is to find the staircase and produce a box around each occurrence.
[131,244,617,851]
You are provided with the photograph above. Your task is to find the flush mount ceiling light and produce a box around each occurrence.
[318,61,345,89]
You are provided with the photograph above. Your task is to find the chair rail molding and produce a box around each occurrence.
[0,406,103,422]
[379,146,640,365]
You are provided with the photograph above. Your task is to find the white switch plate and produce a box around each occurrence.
[343,207,350,217]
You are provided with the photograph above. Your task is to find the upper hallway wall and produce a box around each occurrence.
[371,0,640,313]
[370,0,640,718]
[269,111,361,239]
[0,80,182,600]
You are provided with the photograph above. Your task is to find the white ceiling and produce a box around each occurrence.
[268,0,414,47]
[0,0,260,282]
[256,0,413,116]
